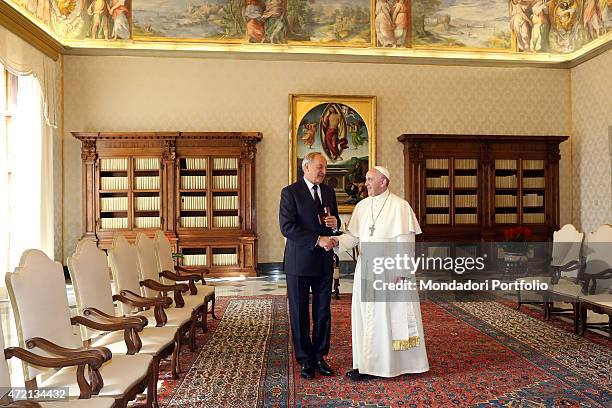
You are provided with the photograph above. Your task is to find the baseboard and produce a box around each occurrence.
[257,261,356,276]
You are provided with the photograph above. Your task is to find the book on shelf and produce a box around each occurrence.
[454,159,478,170]
[495,175,517,188]
[181,175,206,189]
[213,175,238,189]
[181,196,207,210]
[455,214,478,224]
[213,215,239,228]
[523,177,545,188]
[522,160,544,170]
[213,196,239,210]
[213,157,239,170]
[135,196,160,211]
[426,194,449,208]
[495,159,517,170]
[134,158,160,171]
[181,216,208,228]
[495,194,517,207]
[455,195,477,207]
[185,158,208,170]
[523,213,545,223]
[425,213,450,224]
[495,213,518,224]
[454,175,477,188]
[135,176,160,190]
[213,253,238,266]
[135,217,160,229]
[523,194,544,207]
[100,217,128,229]
[100,197,128,212]
[100,158,128,171]
[183,254,207,266]
[100,177,128,190]
[425,175,449,188]
[425,158,449,170]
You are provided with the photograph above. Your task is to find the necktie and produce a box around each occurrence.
[312,185,322,211]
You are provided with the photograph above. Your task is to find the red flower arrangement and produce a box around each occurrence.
[504,226,532,242]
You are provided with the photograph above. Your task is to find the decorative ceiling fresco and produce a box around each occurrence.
[4,0,612,56]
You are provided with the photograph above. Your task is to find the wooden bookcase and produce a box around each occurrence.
[397,134,568,243]
[73,131,262,277]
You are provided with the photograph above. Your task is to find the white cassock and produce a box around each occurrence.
[336,189,430,377]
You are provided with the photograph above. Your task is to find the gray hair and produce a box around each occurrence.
[302,152,325,171]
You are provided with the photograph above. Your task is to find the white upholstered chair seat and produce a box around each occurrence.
[41,354,152,399]
[580,292,612,308]
[39,399,115,408]
[92,326,176,355]
[136,307,192,328]
[548,281,583,298]
[516,276,551,285]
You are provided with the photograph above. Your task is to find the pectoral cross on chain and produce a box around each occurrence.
[369,224,376,237]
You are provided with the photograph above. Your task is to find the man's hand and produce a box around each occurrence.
[318,236,336,251]
[324,215,338,230]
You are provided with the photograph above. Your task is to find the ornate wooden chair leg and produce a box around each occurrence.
[201,303,208,333]
[189,311,197,351]
[210,296,218,320]
[579,304,587,336]
[148,356,160,408]
[572,302,579,334]
[171,334,180,379]
[516,289,522,310]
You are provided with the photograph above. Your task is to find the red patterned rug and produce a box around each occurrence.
[146,294,611,407]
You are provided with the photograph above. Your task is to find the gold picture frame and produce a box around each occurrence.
[289,94,376,214]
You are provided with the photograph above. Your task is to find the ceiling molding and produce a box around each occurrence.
[0,1,63,61]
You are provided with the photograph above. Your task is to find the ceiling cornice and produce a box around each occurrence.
[0,1,63,60]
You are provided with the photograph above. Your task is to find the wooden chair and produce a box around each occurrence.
[0,296,115,408]
[543,224,586,333]
[5,250,153,408]
[578,225,612,338]
[108,235,198,351]
[68,239,182,405]
[153,231,216,320]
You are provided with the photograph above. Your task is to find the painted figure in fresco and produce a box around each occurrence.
[375,0,396,46]
[262,0,287,43]
[88,0,110,39]
[550,0,579,51]
[344,160,368,203]
[24,0,51,24]
[530,0,550,51]
[244,0,266,42]
[510,0,533,51]
[392,0,410,46]
[348,121,367,149]
[109,0,130,40]
[583,0,605,40]
[321,105,348,162]
[300,122,317,148]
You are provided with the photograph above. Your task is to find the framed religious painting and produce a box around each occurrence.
[289,94,376,213]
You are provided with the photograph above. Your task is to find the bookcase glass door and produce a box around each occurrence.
[178,157,208,229]
[133,157,162,230]
[98,157,129,230]
[424,158,450,225]
[212,157,240,229]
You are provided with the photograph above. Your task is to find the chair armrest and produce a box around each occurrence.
[550,259,582,284]
[71,314,144,355]
[582,268,612,295]
[83,307,148,327]
[140,279,188,308]
[161,270,201,296]
[5,402,43,407]
[113,291,171,327]
[26,337,111,362]
[5,339,110,398]
[176,265,209,286]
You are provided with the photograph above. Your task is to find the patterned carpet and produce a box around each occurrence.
[150,295,611,407]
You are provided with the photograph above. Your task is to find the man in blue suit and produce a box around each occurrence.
[279,152,340,379]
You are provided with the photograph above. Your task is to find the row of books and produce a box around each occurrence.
[454,175,477,188]
[495,213,518,224]
[181,196,207,210]
[455,195,477,207]
[135,158,160,171]
[213,216,239,228]
[101,177,128,190]
[213,175,239,189]
[213,157,239,170]
[426,176,449,188]
[425,214,450,224]
[524,213,545,223]
[426,195,449,208]
[134,217,161,229]
[181,176,207,190]
[100,197,128,212]
[185,158,208,170]
[522,160,544,170]
[213,196,239,210]
[181,216,207,228]
[135,196,160,211]
[455,214,478,224]
[495,160,517,170]
[212,253,238,266]
[135,176,160,190]
[183,254,207,266]
[495,194,517,207]
[523,194,544,207]
[100,158,128,171]
[425,158,449,170]
[100,217,128,229]
[454,159,478,170]
[523,177,545,188]
[495,175,517,188]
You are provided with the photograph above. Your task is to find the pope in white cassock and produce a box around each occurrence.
[333,166,429,380]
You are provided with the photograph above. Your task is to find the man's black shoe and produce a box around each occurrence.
[316,359,335,376]
[346,369,363,381]
[300,360,315,380]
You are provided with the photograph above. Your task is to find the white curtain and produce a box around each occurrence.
[5,74,54,273]
[0,24,60,128]
[0,68,8,281]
